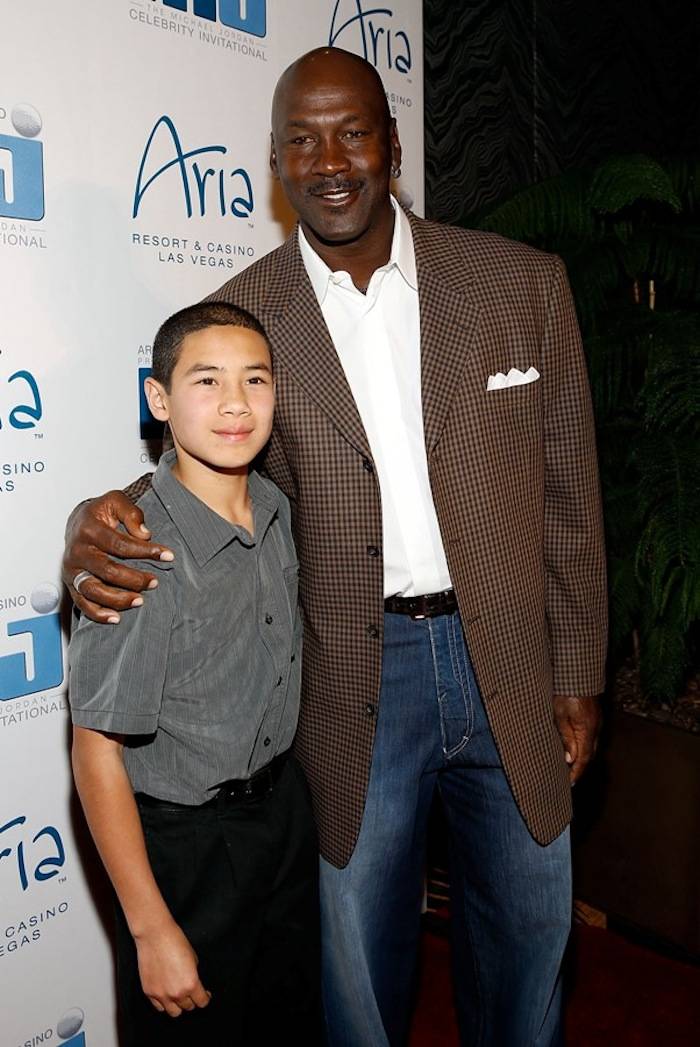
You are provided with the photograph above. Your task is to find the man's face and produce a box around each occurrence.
[270,55,401,249]
[145,325,275,475]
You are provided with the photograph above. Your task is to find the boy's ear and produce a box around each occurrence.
[144,376,170,421]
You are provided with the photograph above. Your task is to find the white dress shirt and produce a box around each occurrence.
[298,197,453,598]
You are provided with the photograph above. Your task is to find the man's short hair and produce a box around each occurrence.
[152,301,271,390]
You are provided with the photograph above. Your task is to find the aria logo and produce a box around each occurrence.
[154,0,267,38]
[328,0,412,75]
[133,115,254,221]
[0,369,43,431]
[0,104,45,221]
[0,584,63,702]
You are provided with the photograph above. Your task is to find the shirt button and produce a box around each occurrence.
[276,676,283,686]
[362,458,374,474]
[263,737,271,747]
[291,653,296,663]
[365,703,376,717]
[367,545,380,558]
[265,613,273,624]
[366,624,379,639]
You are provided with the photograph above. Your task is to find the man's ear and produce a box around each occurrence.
[269,131,279,179]
[389,118,402,175]
[144,376,169,422]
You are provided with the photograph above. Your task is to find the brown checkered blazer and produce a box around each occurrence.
[204,212,606,868]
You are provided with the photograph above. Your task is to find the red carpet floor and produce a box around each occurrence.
[409,924,700,1045]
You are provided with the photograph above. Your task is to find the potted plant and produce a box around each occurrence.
[465,155,700,955]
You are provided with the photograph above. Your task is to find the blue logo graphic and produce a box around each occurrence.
[0,585,63,701]
[156,0,266,37]
[329,0,412,74]
[0,104,45,221]
[139,366,164,441]
[0,814,65,891]
[0,369,43,430]
[133,115,254,220]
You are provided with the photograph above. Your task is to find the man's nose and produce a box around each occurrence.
[312,136,350,177]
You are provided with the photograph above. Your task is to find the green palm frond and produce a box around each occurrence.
[641,317,700,432]
[635,437,700,623]
[638,618,690,701]
[475,169,596,246]
[588,155,682,216]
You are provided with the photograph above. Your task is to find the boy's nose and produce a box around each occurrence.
[219,391,250,415]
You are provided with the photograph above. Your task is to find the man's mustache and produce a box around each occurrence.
[306,179,363,197]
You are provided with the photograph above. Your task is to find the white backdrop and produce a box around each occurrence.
[0,2,423,1044]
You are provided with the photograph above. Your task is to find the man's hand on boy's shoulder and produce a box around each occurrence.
[63,490,174,624]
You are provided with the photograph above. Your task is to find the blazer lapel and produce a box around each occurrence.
[409,213,483,456]
[262,232,372,460]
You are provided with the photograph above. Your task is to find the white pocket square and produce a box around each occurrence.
[486,366,540,391]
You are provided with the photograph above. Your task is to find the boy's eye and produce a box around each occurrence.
[197,377,216,386]
[247,376,268,385]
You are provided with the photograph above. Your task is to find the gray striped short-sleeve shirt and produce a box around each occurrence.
[69,450,302,804]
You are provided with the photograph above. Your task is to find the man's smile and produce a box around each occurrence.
[308,180,363,205]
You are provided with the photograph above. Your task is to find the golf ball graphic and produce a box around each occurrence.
[11,103,42,139]
[57,1008,84,1039]
[30,582,60,615]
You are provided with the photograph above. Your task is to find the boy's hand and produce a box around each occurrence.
[136,921,211,1017]
[63,491,174,624]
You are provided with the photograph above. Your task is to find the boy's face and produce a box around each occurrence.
[145,325,275,473]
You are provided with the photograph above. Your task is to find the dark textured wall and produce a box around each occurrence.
[423,1,700,224]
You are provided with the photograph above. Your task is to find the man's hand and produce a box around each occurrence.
[135,920,211,1017]
[553,695,602,784]
[63,491,173,624]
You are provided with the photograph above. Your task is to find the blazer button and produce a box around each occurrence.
[367,545,380,558]
[362,458,374,473]
[365,703,376,717]
[366,624,379,639]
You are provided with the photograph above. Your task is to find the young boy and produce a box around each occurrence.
[69,302,320,1046]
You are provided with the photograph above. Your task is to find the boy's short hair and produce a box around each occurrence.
[152,301,271,390]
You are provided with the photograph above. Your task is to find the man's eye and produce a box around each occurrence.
[344,129,368,139]
[247,376,267,385]
[290,135,313,145]
[197,377,216,385]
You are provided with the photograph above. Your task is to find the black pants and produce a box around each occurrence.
[115,756,322,1046]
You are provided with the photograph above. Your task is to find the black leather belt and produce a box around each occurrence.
[135,751,289,810]
[384,589,458,619]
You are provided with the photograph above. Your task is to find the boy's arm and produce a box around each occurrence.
[72,726,211,1016]
[62,478,173,624]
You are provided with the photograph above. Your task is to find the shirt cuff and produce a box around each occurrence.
[70,708,159,735]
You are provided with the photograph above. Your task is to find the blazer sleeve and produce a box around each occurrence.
[542,258,608,696]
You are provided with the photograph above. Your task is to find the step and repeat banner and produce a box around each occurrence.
[0,3,423,1044]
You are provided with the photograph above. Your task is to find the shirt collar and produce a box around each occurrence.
[298,195,418,305]
[152,449,279,567]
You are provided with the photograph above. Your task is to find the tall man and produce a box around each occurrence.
[64,48,606,1046]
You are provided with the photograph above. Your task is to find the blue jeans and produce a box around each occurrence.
[320,611,571,1046]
